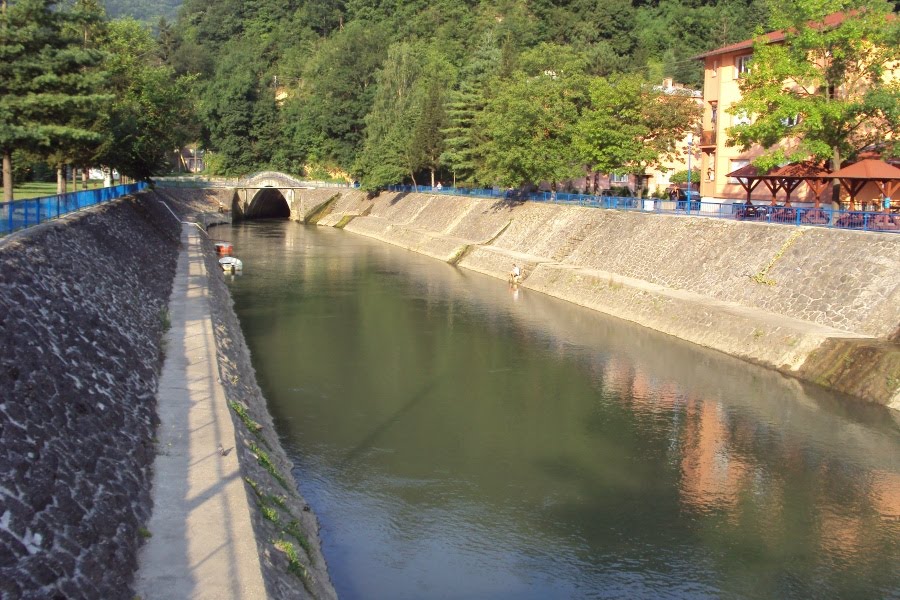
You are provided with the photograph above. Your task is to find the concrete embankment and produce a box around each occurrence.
[0,189,336,599]
[315,190,900,408]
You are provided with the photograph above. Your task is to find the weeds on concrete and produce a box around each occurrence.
[261,506,279,523]
[274,539,313,593]
[752,230,805,286]
[285,519,313,562]
[305,194,340,225]
[159,307,171,332]
[447,244,471,266]
[246,477,288,509]
[229,401,264,439]
[246,476,315,566]
[249,442,290,490]
[334,215,356,229]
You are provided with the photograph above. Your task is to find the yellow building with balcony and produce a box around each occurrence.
[694,28,795,203]
[692,12,900,206]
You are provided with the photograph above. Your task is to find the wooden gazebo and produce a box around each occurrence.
[768,162,832,207]
[727,162,833,223]
[830,159,900,211]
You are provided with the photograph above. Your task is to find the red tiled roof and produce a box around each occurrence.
[694,12,849,59]
[831,159,900,180]
[769,161,831,178]
[726,164,767,178]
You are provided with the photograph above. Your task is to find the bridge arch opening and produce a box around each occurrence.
[244,188,291,219]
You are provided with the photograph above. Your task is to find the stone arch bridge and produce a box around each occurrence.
[232,171,349,221]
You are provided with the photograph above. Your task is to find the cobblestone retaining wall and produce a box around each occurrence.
[320,191,900,405]
[0,196,180,599]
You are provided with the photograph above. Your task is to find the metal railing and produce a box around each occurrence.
[0,182,147,236]
[386,184,900,233]
[154,176,238,188]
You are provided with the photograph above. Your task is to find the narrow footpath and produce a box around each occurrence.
[135,224,267,600]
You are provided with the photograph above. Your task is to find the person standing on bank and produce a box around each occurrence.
[510,263,521,283]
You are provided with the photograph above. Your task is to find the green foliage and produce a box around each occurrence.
[670,168,700,185]
[354,41,453,189]
[249,441,290,490]
[95,18,196,180]
[102,0,182,25]
[728,0,900,171]
[273,539,311,585]
[575,74,700,196]
[158,0,771,183]
[0,0,112,198]
[199,37,283,175]
[472,44,590,188]
[280,21,389,172]
[229,401,264,437]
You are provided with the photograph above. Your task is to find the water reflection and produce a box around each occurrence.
[224,222,900,599]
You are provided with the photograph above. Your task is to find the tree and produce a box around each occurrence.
[281,21,388,173]
[51,0,109,193]
[441,31,501,186]
[95,19,196,180]
[728,0,900,202]
[0,0,109,200]
[576,74,700,197]
[198,36,279,176]
[475,44,588,189]
[354,42,456,190]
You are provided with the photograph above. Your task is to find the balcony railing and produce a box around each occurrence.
[699,130,717,147]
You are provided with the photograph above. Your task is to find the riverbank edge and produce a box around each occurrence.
[153,188,338,599]
[310,189,900,409]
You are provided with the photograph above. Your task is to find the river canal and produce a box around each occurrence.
[223,221,900,599]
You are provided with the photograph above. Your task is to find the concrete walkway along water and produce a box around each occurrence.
[135,224,267,600]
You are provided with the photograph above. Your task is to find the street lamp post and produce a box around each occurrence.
[686,134,694,213]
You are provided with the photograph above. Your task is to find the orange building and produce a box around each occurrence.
[693,26,800,203]
[693,12,896,205]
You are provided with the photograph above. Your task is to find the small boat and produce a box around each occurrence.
[215,242,234,256]
[219,257,243,273]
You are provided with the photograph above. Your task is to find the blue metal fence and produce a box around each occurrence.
[386,184,900,233]
[0,182,147,236]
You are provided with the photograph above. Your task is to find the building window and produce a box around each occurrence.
[780,114,800,127]
[732,112,752,126]
[728,159,750,183]
[736,54,752,78]
[710,102,718,125]
[610,173,630,184]
[712,59,718,77]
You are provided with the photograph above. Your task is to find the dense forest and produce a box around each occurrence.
[102,0,180,23]
[158,0,781,188]
[4,0,897,195]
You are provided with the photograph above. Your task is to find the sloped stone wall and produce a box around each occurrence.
[0,196,180,599]
[327,191,900,338]
[322,190,900,404]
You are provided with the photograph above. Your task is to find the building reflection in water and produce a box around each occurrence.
[597,352,900,582]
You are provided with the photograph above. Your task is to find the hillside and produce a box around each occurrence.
[103,0,181,24]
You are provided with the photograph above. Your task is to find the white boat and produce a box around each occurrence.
[219,257,243,272]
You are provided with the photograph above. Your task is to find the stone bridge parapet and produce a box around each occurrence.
[232,172,350,221]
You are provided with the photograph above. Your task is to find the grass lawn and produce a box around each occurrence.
[12,180,106,200]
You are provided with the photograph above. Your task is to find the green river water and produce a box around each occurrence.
[223,221,900,600]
